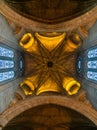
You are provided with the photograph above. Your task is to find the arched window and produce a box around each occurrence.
[20,60,23,69]
[77,55,83,77]
[0,71,15,82]
[87,71,97,81]
[0,60,14,69]
[88,48,97,58]
[87,61,97,69]
[0,46,14,58]
[86,46,97,82]
[78,59,81,70]
[0,45,15,83]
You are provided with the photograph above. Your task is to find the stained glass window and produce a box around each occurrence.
[0,60,14,69]
[20,60,23,69]
[77,55,82,76]
[0,45,15,83]
[0,71,15,82]
[88,48,97,58]
[87,61,97,69]
[87,71,97,81]
[78,60,81,69]
[86,46,97,82]
[0,47,14,58]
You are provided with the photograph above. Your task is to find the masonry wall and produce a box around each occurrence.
[82,20,97,50]
[81,20,97,110]
[0,78,24,113]
[0,14,23,113]
[0,14,21,50]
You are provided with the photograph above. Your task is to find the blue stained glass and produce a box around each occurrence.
[0,47,14,58]
[77,56,82,75]
[20,60,23,69]
[87,61,97,69]
[88,48,97,58]
[78,60,81,69]
[87,71,97,81]
[0,73,3,82]
[8,71,15,78]
[0,60,14,69]
[0,71,15,82]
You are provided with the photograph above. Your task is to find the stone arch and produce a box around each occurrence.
[0,96,97,128]
[0,2,97,32]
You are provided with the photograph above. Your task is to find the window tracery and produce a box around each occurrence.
[0,45,15,83]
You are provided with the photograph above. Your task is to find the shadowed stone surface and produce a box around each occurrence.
[3,0,97,24]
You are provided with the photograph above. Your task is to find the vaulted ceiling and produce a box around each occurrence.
[3,0,97,24]
[1,1,97,130]
[3,104,96,130]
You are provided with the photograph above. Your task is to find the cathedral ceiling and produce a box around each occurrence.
[0,1,97,130]
[18,32,81,96]
[3,0,97,24]
[3,104,96,130]
[0,0,97,32]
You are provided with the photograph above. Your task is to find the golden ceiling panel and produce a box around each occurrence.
[35,32,66,51]
[20,33,39,54]
[19,32,82,96]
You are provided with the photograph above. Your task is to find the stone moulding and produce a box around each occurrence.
[0,2,97,31]
[0,96,97,128]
